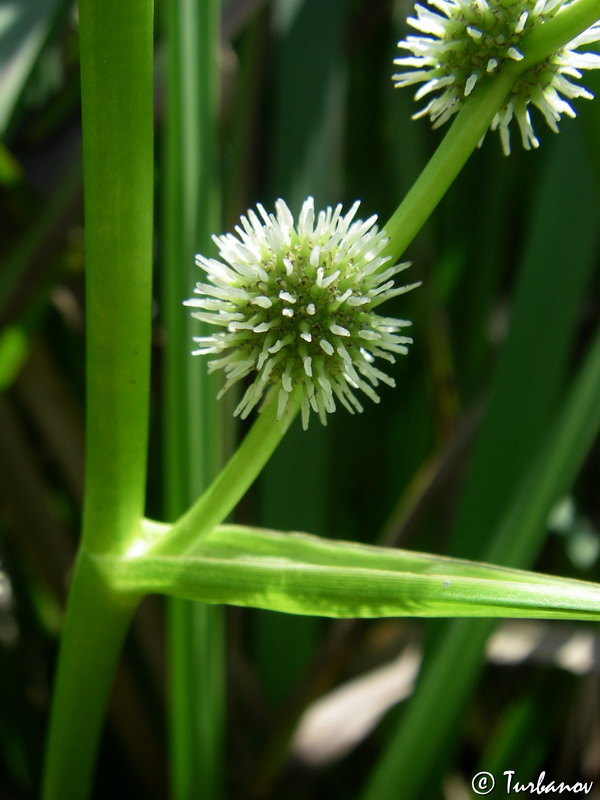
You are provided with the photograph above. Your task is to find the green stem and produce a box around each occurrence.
[149,389,302,558]
[383,0,600,262]
[78,0,154,555]
[521,0,600,67]
[42,0,154,796]
[382,67,519,261]
[42,556,138,799]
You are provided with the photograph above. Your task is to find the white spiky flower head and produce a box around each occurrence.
[185,197,419,430]
[393,0,600,154]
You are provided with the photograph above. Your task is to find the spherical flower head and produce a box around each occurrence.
[185,197,419,430]
[393,0,600,154]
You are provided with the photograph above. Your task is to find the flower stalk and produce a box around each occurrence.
[147,387,302,558]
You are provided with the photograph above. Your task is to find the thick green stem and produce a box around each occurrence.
[383,0,600,261]
[42,0,154,796]
[42,555,138,800]
[78,0,154,555]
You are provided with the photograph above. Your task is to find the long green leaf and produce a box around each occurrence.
[161,0,223,797]
[106,524,600,620]
[0,0,71,136]
[361,129,600,799]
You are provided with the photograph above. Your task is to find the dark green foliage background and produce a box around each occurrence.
[0,0,598,797]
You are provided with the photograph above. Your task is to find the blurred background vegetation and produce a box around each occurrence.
[1,0,599,798]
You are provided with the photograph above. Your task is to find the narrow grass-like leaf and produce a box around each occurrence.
[580,69,600,183]
[107,524,600,620]
[0,0,71,135]
[361,129,600,796]
[478,686,556,788]
[0,325,28,390]
[451,128,600,560]
[0,158,81,328]
[161,0,224,797]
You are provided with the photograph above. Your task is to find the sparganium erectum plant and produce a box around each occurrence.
[185,197,419,429]
[393,0,600,154]
[42,1,600,799]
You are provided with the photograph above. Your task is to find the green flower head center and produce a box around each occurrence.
[234,245,376,386]
[436,0,555,92]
